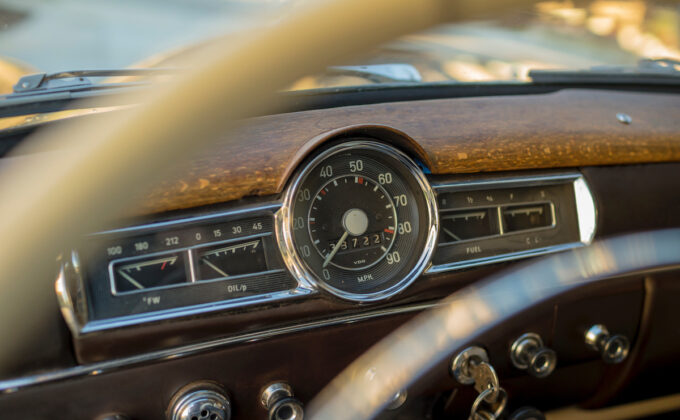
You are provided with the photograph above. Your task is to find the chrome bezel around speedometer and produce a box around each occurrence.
[276,140,438,302]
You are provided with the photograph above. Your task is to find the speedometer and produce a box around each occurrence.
[277,141,438,301]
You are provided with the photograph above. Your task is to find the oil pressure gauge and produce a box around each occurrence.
[277,141,438,301]
[196,238,267,281]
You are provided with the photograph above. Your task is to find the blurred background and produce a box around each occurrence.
[0,0,679,92]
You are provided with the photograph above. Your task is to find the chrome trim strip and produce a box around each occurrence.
[54,251,88,337]
[276,141,439,302]
[81,283,308,334]
[574,177,597,243]
[92,202,282,236]
[0,302,437,394]
[187,246,198,284]
[431,172,581,191]
[426,173,596,274]
[497,206,504,235]
[426,243,583,274]
[55,262,81,337]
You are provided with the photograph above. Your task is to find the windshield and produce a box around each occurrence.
[0,0,679,92]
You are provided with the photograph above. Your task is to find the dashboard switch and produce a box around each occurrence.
[510,333,557,378]
[585,324,630,364]
[261,382,304,420]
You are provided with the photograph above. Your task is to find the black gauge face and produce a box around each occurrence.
[283,142,437,301]
[308,175,397,270]
[439,208,499,244]
[196,238,267,280]
[112,252,187,293]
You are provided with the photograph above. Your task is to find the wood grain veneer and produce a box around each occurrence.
[140,89,680,214]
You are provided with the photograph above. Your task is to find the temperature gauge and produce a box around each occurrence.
[196,238,267,281]
[112,252,188,294]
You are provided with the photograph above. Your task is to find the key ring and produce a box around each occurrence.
[469,361,501,403]
[469,387,508,420]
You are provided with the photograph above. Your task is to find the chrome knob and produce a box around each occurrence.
[168,382,231,420]
[510,333,557,378]
[261,382,304,420]
[585,324,630,364]
[386,389,408,410]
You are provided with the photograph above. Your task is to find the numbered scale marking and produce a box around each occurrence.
[112,252,186,293]
[197,239,267,280]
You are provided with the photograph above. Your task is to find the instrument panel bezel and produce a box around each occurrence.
[57,202,314,335]
[275,140,440,302]
[56,142,596,337]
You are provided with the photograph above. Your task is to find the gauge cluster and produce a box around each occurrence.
[76,213,299,330]
[428,175,594,272]
[109,235,270,295]
[58,140,595,336]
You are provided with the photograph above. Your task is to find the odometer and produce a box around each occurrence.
[277,141,438,301]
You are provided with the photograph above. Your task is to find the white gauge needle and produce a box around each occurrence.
[442,227,462,241]
[202,258,229,278]
[323,231,349,268]
[117,270,144,290]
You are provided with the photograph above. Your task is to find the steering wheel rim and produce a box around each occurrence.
[0,0,540,369]
[306,229,680,419]
[1,1,670,419]
[0,0,446,369]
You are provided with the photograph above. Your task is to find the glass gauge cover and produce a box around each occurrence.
[278,141,438,301]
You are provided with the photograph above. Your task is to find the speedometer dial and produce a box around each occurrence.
[277,141,438,301]
[309,174,397,270]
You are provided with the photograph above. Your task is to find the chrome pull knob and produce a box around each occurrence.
[585,324,630,364]
[510,333,557,378]
[261,383,304,420]
[167,381,231,420]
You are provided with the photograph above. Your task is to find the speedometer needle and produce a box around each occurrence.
[323,231,349,268]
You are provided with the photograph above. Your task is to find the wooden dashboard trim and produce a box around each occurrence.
[140,89,680,214]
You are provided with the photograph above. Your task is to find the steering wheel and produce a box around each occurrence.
[0,0,446,366]
[306,230,680,418]
[0,0,677,419]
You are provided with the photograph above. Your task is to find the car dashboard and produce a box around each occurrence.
[1,86,680,419]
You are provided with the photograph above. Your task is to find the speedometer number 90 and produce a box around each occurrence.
[278,141,438,301]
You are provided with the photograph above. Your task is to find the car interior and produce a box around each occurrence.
[0,0,679,419]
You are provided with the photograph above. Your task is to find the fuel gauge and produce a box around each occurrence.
[196,238,268,281]
[439,207,500,244]
[112,252,188,294]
